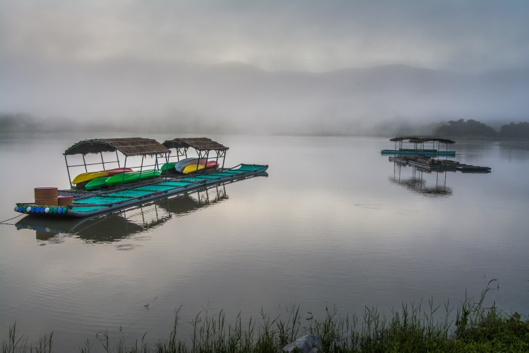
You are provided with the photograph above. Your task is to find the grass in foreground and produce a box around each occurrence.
[3,280,529,352]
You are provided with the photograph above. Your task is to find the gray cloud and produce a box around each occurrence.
[1,0,529,72]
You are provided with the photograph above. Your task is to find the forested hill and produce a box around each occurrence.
[434,119,529,139]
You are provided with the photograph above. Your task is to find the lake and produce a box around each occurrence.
[1,132,528,351]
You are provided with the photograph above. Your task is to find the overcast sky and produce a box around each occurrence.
[1,0,529,73]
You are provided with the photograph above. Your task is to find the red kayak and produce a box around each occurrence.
[104,167,133,176]
[200,161,218,169]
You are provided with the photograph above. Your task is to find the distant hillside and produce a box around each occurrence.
[1,60,528,135]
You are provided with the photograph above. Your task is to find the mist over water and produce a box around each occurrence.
[1,1,529,136]
[2,61,529,136]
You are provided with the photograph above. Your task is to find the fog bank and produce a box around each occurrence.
[1,60,528,135]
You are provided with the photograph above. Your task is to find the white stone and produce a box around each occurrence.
[283,335,322,353]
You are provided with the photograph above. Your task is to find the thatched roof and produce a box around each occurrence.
[64,138,171,156]
[390,137,455,144]
[390,136,419,142]
[163,137,229,151]
[409,138,456,144]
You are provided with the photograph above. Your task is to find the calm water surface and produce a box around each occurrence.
[1,133,528,351]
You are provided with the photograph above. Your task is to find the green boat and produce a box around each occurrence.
[85,176,109,191]
[106,169,161,186]
[160,162,177,171]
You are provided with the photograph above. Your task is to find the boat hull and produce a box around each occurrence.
[183,164,205,174]
[174,158,199,173]
[105,168,133,176]
[72,171,109,184]
[183,161,218,174]
[161,162,177,171]
[84,176,109,191]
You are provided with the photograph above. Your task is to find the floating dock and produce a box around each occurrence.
[389,155,491,173]
[15,183,233,241]
[13,137,268,218]
[14,164,268,218]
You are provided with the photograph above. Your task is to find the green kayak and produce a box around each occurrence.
[161,162,177,171]
[105,170,161,186]
[85,176,109,191]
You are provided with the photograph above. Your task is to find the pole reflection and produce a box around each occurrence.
[389,159,453,197]
[15,184,230,243]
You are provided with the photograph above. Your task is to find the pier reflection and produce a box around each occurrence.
[389,159,453,197]
[15,184,230,243]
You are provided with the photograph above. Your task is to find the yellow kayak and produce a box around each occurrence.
[72,171,109,184]
[183,164,205,174]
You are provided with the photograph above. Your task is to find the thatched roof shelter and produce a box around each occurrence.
[409,138,455,144]
[162,137,229,151]
[390,137,455,144]
[64,138,170,156]
[390,136,419,142]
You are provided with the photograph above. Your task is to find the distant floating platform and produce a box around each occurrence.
[390,155,491,173]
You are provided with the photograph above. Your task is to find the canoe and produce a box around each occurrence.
[72,171,109,185]
[105,167,133,176]
[174,158,199,173]
[105,169,161,186]
[84,176,109,191]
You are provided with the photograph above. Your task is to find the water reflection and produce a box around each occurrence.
[389,160,453,197]
[15,184,229,243]
[498,141,529,161]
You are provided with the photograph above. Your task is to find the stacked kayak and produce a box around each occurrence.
[73,171,108,185]
[183,161,218,174]
[85,177,109,191]
[105,169,161,186]
[160,162,177,171]
[105,168,134,176]
[174,158,199,173]
[83,169,162,190]
[175,158,219,174]
[74,161,217,190]
[73,168,133,185]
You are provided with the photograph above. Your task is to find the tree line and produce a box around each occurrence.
[434,119,529,139]
[2,112,529,139]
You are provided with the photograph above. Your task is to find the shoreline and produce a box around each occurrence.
[3,281,528,352]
